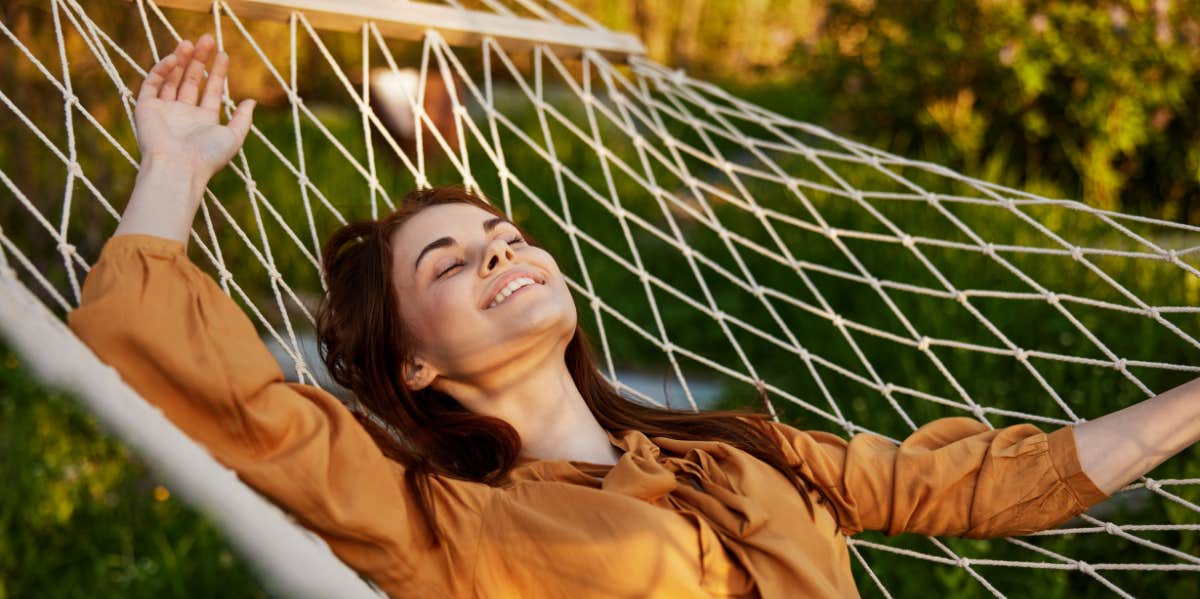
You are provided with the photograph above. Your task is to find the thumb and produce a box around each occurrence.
[227,99,256,144]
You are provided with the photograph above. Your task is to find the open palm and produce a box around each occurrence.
[135,34,254,180]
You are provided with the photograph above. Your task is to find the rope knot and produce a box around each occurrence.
[901,234,915,249]
[68,161,83,177]
[916,336,931,351]
[956,557,970,568]
[1104,522,1121,535]
[1045,292,1059,305]
[881,382,895,395]
[1014,348,1028,362]
[217,268,234,282]
[1076,561,1095,575]
[1070,246,1084,261]
[1113,358,1127,371]
[983,242,996,257]
[1146,480,1162,492]
[56,242,76,256]
[954,290,968,304]
[971,404,985,419]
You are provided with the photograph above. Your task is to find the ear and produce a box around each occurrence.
[402,356,439,391]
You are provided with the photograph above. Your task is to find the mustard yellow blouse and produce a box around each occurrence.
[67,233,1111,598]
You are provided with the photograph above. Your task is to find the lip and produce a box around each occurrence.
[481,269,546,310]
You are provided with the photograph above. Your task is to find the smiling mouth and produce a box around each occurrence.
[485,280,543,310]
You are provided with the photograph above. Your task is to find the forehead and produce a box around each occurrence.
[399,203,496,237]
[391,203,504,261]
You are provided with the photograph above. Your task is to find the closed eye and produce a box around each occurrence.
[436,236,524,279]
[437,260,464,278]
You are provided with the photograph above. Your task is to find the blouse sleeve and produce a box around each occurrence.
[66,234,488,590]
[756,416,1112,539]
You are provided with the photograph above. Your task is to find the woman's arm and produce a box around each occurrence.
[113,34,254,245]
[72,36,489,593]
[1074,376,1200,496]
[756,416,1109,538]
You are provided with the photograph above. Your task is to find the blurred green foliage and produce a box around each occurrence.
[607,0,1200,221]
[0,346,267,598]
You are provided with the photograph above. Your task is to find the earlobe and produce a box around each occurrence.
[403,358,435,391]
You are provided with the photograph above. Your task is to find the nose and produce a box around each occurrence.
[481,236,515,274]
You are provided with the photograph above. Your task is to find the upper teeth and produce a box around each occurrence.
[488,277,537,308]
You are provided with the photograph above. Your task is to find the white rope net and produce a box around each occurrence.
[1,0,1199,596]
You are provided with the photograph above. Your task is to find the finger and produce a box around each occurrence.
[227,99,257,145]
[200,51,229,112]
[159,40,194,101]
[177,34,215,105]
[137,53,178,104]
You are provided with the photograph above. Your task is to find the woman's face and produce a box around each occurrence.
[390,203,577,388]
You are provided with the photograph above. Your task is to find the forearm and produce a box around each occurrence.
[1073,375,1200,496]
[113,156,207,247]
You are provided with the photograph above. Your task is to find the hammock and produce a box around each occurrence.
[1,0,1198,596]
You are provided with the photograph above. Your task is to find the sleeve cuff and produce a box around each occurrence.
[102,233,186,258]
[1047,424,1111,510]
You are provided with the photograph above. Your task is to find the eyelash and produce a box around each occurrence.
[437,236,524,278]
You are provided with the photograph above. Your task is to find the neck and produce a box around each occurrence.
[435,347,623,466]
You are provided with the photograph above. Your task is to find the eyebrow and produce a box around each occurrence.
[413,216,509,272]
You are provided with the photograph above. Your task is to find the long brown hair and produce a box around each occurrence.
[314,185,842,548]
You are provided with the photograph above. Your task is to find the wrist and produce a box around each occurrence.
[137,154,208,199]
[139,152,206,177]
[118,155,209,245]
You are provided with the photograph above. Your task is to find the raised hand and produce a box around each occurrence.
[115,34,256,245]
[135,34,255,182]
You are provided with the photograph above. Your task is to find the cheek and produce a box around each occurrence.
[427,280,480,321]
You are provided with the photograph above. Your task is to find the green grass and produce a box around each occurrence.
[0,345,268,599]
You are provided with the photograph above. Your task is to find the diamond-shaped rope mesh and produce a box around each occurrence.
[1,0,1198,596]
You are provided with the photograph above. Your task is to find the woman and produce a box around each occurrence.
[68,35,1198,598]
